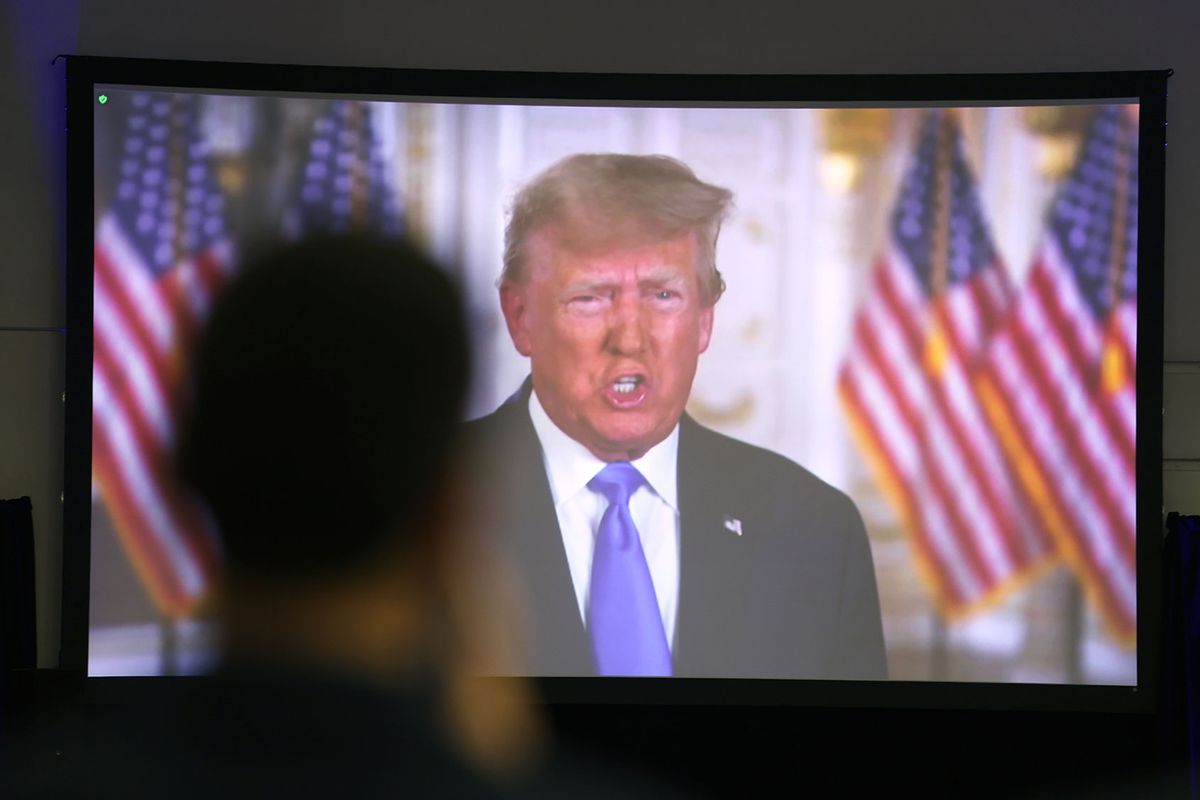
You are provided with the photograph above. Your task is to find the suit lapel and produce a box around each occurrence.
[673,416,756,677]
[482,394,757,677]
[488,389,594,676]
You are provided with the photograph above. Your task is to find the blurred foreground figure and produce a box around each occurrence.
[18,236,542,798]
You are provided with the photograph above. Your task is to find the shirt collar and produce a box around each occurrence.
[528,388,679,511]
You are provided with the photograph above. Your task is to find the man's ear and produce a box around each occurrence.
[697,302,715,355]
[499,282,533,357]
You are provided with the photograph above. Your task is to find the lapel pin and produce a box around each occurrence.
[723,515,743,537]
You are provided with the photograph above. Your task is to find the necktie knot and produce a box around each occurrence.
[588,462,646,507]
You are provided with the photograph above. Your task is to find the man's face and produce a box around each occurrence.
[500,228,714,462]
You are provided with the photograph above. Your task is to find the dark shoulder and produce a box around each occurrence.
[679,415,862,527]
[461,394,533,468]
[463,386,531,442]
[465,402,514,432]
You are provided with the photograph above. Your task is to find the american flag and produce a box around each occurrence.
[977,105,1138,643]
[288,100,403,237]
[92,92,233,617]
[838,110,1055,618]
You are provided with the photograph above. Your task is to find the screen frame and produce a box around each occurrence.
[61,54,1168,713]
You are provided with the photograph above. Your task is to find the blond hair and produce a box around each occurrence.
[502,153,733,305]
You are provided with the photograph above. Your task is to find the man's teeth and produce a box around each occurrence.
[612,377,640,394]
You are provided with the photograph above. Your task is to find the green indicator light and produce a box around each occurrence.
[98,94,108,105]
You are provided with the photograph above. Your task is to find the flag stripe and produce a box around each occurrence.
[95,247,173,387]
[849,313,966,579]
[93,367,207,608]
[93,278,173,445]
[976,365,1134,634]
[91,423,184,612]
[849,268,1016,603]
[91,405,180,604]
[167,255,219,324]
[876,258,1022,585]
[91,335,218,583]
[1033,244,1136,461]
[935,341,1026,570]
[921,384,1014,584]
[96,217,174,353]
[160,247,233,341]
[939,297,1040,568]
[990,335,1136,626]
[1014,275,1137,556]
[1108,303,1138,448]
[980,268,1012,326]
[945,272,1007,353]
[1113,385,1136,449]
[850,284,991,599]
[1008,305,1136,570]
[1116,301,1137,353]
[840,364,980,605]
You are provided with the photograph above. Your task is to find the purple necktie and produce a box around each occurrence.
[587,462,672,677]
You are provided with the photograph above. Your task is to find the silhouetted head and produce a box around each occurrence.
[178,235,470,584]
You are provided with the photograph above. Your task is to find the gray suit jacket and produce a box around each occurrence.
[465,382,887,680]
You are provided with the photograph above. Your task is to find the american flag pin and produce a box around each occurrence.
[723,516,743,537]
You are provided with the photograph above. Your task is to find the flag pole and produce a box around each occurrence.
[1066,578,1084,683]
[159,614,178,676]
[931,609,949,681]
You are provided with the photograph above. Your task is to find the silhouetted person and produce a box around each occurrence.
[15,236,542,798]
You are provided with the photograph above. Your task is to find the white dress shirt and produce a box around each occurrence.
[527,390,681,651]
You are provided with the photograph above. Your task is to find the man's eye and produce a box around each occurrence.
[566,294,607,312]
[654,290,679,301]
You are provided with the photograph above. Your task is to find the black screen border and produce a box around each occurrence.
[62,55,1169,713]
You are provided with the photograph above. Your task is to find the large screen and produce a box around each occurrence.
[64,60,1165,705]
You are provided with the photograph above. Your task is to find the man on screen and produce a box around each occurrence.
[469,153,887,679]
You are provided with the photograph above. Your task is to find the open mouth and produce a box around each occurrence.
[612,375,642,395]
[603,374,649,407]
